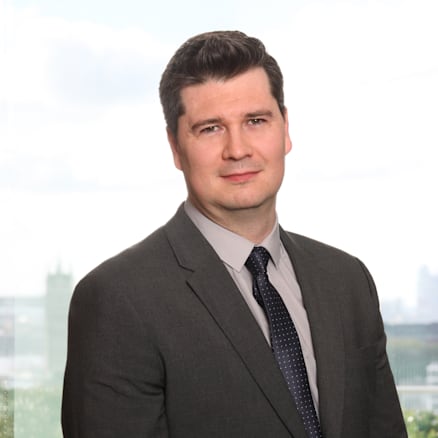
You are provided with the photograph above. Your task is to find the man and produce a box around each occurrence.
[62,31,407,437]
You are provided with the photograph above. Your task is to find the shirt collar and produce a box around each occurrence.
[184,200,281,272]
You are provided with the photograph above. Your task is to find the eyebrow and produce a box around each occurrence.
[190,110,274,132]
[246,110,274,119]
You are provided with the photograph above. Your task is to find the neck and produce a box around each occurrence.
[225,213,276,244]
[190,200,277,244]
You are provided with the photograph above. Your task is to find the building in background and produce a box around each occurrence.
[45,265,73,384]
[0,265,73,389]
[417,266,438,323]
[381,265,438,324]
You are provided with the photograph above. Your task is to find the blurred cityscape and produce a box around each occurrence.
[0,264,72,391]
[0,264,437,436]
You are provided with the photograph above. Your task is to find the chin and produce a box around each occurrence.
[221,195,273,212]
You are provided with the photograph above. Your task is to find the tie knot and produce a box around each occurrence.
[245,246,271,277]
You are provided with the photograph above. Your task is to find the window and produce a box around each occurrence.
[1,1,437,436]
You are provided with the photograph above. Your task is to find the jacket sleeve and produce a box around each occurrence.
[356,259,408,438]
[61,274,169,438]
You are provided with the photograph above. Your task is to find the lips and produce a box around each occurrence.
[221,171,260,183]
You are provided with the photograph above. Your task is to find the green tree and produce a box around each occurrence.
[14,385,62,438]
[405,410,438,438]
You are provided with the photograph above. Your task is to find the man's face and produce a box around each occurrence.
[168,67,292,223]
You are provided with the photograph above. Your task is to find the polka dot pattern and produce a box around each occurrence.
[246,246,323,438]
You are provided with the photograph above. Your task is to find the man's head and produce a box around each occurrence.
[159,30,285,138]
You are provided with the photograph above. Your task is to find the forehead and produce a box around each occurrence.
[179,68,276,117]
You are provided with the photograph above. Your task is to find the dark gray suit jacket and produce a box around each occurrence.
[62,205,407,437]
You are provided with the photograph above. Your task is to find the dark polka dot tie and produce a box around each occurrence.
[245,246,323,438]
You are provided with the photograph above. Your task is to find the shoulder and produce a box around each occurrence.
[71,204,203,308]
[281,229,356,261]
[83,226,169,283]
[280,229,374,287]
[71,224,182,315]
[78,205,192,288]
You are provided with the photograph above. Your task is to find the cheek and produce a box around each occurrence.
[180,153,216,187]
[186,147,219,172]
[265,149,287,183]
[264,142,288,165]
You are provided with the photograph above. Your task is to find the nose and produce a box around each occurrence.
[222,127,252,160]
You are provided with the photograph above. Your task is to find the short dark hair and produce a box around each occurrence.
[159,30,285,137]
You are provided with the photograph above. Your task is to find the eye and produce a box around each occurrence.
[247,118,265,126]
[200,125,220,134]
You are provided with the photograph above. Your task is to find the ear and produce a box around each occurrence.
[283,107,293,155]
[167,128,183,170]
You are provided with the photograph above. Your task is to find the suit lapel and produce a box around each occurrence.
[281,229,345,438]
[165,206,308,438]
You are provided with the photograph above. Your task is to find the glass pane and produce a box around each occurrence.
[2,1,437,436]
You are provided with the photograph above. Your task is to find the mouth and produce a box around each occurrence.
[221,171,260,183]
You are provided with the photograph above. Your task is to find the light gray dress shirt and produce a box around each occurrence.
[184,201,319,412]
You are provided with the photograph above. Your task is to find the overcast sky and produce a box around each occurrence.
[1,0,437,309]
